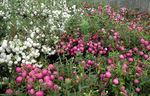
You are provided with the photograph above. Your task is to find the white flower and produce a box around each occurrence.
[22,60,26,63]
[1,53,6,59]
[17,57,21,62]
[8,63,12,66]
[8,61,13,65]
[14,47,20,52]
[6,48,11,53]
[0,47,4,52]
[0,58,4,63]
[24,41,32,47]
[30,32,35,38]
[2,40,8,49]
[6,55,12,61]
[22,46,27,49]
[26,56,30,60]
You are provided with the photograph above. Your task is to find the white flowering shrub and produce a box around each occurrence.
[0,35,56,72]
[0,0,80,78]
[0,0,79,39]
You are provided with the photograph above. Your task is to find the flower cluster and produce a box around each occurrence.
[0,35,55,72]
[5,64,63,95]
[0,0,79,34]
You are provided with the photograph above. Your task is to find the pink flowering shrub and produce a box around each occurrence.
[5,64,62,95]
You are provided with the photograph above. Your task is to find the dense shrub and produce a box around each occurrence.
[0,0,150,96]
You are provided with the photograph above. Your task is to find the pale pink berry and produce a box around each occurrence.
[146,45,150,51]
[133,47,138,52]
[28,89,35,95]
[48,64,55,70]
[144,40,149,46]
[119,54,125,60]
[135,87,141,93]
[107,58,113,64]
[113,78,119,85]
[139,51,144,56]
[143,54,149,60]
[53,71,58,75]
[58,76,64,81]
[39,79,43,83]
[120,86,125,91]
[134,79,140,84]
[128,58,134,62]
[5,89,13,95]
[140,38,145,44]
[53,84,59,91]
[105,71,111,78]
[26,84,33,90]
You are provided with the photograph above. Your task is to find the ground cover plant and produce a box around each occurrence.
[0,0,150,96]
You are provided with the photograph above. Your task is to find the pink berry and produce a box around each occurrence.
[26,84,33,90]
[140,38,145,44]
[44,76,50,82]
[36,73,43,79]
[107,58,113,64]
[87,60,93,65]
[143,54,149,60]
[53,84,59,91]
[120,86,125,91]
[50,75,55,80]
[113,78,119,85]
[139,51,144,56]
[39,79,43,83]
[35,91,44,96]
[135,87,141,93]
[28,89,35,95]
[46,80,53,88]
[21,71,27,77]
[48,64,55,70]
[123,63,128,69]
[134,79,140,84]
[16,76,23,83]
[105,71,111,78]
[133,47,138,52]
[146,45,150,51]
[26,64,32,69]
[144,40,149,46]
[53,71,58,75]
[27,77,34,83]
[128,58,134,62]
[42,68,48,76]
[119,54,125,60]
[5,89,13,95]
[16,67,22,73]
[58,76,64,81]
